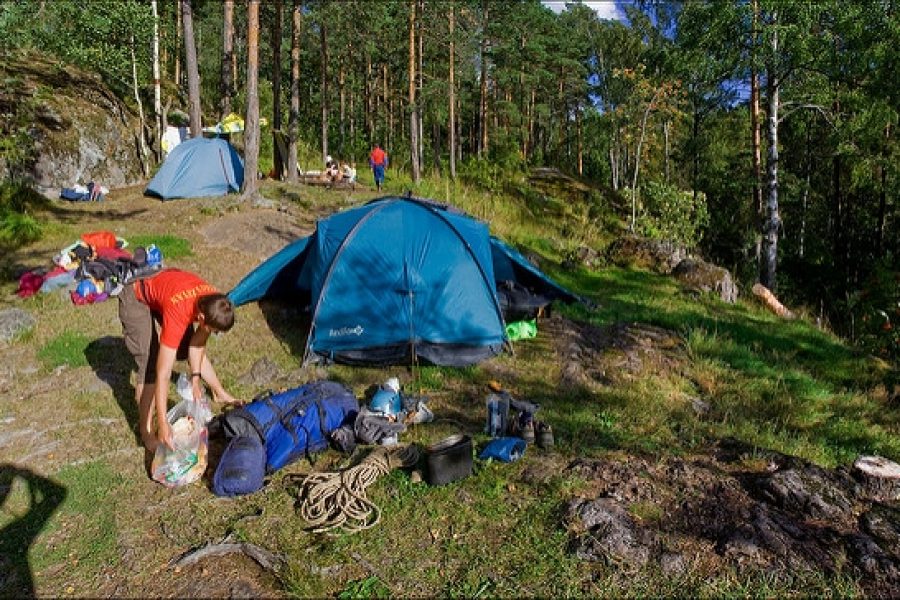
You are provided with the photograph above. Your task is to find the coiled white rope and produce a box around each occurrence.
[297,444,420,534]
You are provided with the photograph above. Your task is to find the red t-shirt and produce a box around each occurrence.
[370,147,386,166]
[136,269,218,348]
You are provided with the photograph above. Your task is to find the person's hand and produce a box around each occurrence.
[157,420,174,450]
[214,391,244,407]
[192,381,204,402]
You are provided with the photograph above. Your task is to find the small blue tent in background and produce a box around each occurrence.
[228,196,578,367]
[145,137,244,200]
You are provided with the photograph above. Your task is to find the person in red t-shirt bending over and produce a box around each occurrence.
[118,268,242,453]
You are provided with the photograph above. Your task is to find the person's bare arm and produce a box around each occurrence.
[187,327,210,401]
[155,344,178,449]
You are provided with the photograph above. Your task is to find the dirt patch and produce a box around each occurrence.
[201,208,310,261]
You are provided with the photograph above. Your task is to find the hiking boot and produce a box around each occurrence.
[536,421,554,449]
[520,418,535,445]
[406,401,434,425]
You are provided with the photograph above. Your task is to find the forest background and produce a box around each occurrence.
[0,0,896,360]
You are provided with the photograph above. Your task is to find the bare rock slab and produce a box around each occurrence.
[0,308,35,342]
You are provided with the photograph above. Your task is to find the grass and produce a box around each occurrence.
[125,234,192,259]
[37,331,90,370]
[2,169,896,597]
[30,461,123,573]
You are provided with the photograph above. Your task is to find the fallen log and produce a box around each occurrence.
[751,283,795,319]
[852,455,900,502]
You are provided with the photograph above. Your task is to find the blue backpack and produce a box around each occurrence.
[212,435,266,497]
[223,380,359,473]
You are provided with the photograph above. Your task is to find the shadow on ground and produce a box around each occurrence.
[0,464,67,599]
[85,336,140,446]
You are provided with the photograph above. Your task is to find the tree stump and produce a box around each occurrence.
[852,455,900,502]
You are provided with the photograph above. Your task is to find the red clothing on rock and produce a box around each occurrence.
[135,269,218,348]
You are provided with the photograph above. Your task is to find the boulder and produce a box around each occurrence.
[562,246,602,270]
[672,258,738,303]
[0,50,145,195]
[605,236,688,274]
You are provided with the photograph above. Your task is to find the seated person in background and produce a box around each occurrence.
[322,155,341,182]
[340,162,357,183]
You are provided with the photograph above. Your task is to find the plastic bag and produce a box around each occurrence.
[505,319,537,341]
[151,399,209,488]
[176,372,213,425]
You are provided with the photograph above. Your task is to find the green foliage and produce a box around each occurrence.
[458,158,514,194]
[842,262,900,361]
[634,181,709,247]
[38,331,91,370]
[0,1,153,99]
[0,178,46,249]
[126,234,193,260]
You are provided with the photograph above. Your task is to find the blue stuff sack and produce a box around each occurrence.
[212,435,266,497]
[223,380,359,473]
[479,437,527,463]
[146,244,162,267]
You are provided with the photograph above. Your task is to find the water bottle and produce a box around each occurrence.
[486,395,502,437]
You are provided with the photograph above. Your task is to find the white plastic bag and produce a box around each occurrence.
[151,398,209,488]
[176,372,213,425]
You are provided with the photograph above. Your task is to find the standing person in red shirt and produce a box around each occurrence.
[369,144,388,191]
[118,268,242,453]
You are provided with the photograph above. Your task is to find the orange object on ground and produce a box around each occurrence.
[80,230,118,250]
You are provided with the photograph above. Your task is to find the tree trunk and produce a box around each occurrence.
[384,64,392,152]
[750,0,763,263]
[691,108,699,201]
[663,119,669,184]
[366,56,373,143]
[130,35,149,176]
[526,89,535,162]
[631,88,661,233]
[576,108,583,177]
[761,17,780,290]
[448,2,456,179]
[242,0,261,197]
[151,0,162,156]
[408,0,420,182]
[800,125,811,258]
[221,0,235,119]
[339,58,345,152]
[182,0,202,137]
[320,19,328,163]
[175,0,182,87]
[287,0,301,183]
[272,0,283,179]
[876,123,890,256]
[478,0,488,158]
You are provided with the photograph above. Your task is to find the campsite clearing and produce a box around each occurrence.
[0,180,897,597]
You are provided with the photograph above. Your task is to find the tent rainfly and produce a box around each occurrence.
[228,196,579,367]
[145,137,244,200]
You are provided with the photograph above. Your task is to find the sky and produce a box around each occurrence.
[541,1,627,21]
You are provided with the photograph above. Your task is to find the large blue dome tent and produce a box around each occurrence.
[228,196,579,367]
[145,137,244,200]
